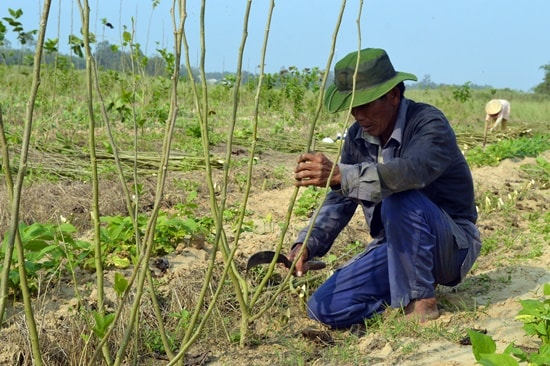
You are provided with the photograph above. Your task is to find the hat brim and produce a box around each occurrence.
[324,72,417,113]
[485,100,502,115]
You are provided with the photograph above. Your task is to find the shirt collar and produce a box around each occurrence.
[356,98,409,147]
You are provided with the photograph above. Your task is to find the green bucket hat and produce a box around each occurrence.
[324,48,417,113]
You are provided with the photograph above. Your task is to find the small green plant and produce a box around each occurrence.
[477,189,521,214]
[345,240,364,257]
[263,212,274,233]
[222,206,255,233]
[469,283,550,365]
[479,234,505,256]
[170,308,191,329]
[452,81,472,103]
[156,46,175,77]
[527,211,550,239]
[98,210,207,268]
[521,156,550,189]
[92,311,115,339]
[294,186,327,217]
[466,134,550,168]
[143,327,175,354]
[0,222,86,294]
[517,287,550,343]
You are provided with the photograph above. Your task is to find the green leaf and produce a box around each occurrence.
[74,239,92,250]
[44,38,58,53]
[468,329,496,361]
[68,34,84,57]
[535,321,548,335]
[544,283,550,296]
[503,343,527,362]
[8,8,23,19]
[539,342,550,356]
[529,350,550,365]
[24,239,49,252]
[122,31,132,43]
[58,222,77,234]
[22,223,52,241]
[113,272,128,298]
[8,269,20,286]
[477,353,519,366]
[35,244,64,260]
[109,255,130,269]
[519,299,543,313]
[92,312,115,339]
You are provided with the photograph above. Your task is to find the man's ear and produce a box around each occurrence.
[389,86,401,106]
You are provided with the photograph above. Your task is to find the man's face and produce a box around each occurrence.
[351,87,401,144]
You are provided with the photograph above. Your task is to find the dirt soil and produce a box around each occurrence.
[1,148,549,365]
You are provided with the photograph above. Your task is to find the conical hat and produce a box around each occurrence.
[485,100,502,115]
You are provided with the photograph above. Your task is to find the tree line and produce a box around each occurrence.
[1,6,550,93]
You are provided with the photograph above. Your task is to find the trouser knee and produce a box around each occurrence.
[381,190,426,223]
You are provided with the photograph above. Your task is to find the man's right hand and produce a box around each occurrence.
[287,243,309,277]
[294,152,341,188]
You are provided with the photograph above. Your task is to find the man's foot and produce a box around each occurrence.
[404,298,439,322]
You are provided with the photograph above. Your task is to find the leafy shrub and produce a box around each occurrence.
[469,283,550,365]
[98,210,210,268]
[0,222,87,294]
[466,134,550,167]
[453,81,473,103]
[0,209,211,294]
[294,186,327,217]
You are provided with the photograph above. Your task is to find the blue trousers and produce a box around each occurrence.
[306,190,469,329]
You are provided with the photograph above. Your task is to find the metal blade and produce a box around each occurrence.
[246,250,326,272]
[246,251,291,272]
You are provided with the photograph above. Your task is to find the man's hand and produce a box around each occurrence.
[287,244,309,277]
[294,151,341,187]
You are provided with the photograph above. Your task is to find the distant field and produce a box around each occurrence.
[1,59,549,365]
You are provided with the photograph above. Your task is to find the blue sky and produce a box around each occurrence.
[3,0,549,91]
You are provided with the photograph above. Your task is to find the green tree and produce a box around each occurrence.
[534,64,550,95]
[0,20,6,47]
[94,40,127,71]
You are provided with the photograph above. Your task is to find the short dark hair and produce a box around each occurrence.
[396,82,405,97]
[380,82,405,101]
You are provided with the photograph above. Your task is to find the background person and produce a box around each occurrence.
[485,99,511,132]
[288,48,482,329]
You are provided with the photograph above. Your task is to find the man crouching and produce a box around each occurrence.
[288,48,482,329]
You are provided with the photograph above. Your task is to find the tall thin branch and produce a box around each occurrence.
[248,0,349,320]
[0,105,15,325]
[76,0,112,363]
[2,1,54,364]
